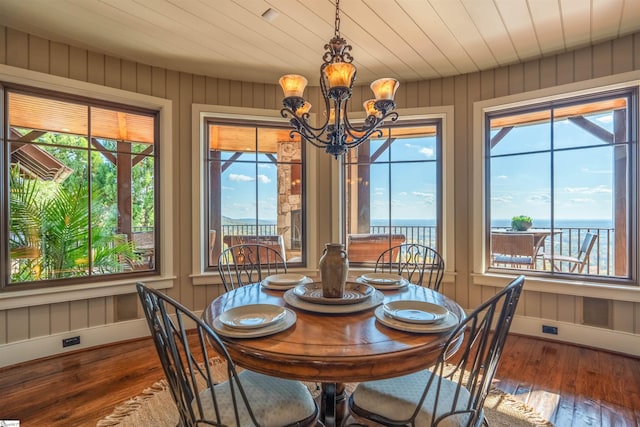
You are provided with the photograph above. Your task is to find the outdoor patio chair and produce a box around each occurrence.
[543,232,598,273]
[348,275,525,427]
[218,243,287,291]
[374,243,445,291]
[491,233,536,269]
[136,283,318,427]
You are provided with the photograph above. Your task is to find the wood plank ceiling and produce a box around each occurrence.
[0,0,639,86]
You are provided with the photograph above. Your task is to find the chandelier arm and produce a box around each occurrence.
[342,111,400,146]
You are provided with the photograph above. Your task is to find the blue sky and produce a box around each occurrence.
[219,112,618,226]
[490,112,615,223]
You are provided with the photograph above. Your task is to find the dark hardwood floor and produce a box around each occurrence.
[1,334,639,426]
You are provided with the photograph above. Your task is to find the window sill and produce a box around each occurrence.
[472,272,640,302]
[0,275,176,310]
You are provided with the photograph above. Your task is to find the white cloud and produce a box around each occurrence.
[404,143,434,158]
[565,185,611,194]
[527,194,551,204]
[492,196,513,203]
[497,175,508,180]
[228,174,253,182]
[596,115,613,124]
[399,191,408,196]
[412,191,434,204]
[222,186,235,191]
[419,147,435,157]
[227,173,271,184]
[580,167,611,175]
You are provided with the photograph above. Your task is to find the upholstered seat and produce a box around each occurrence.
[198,369,317,427]
[136,283,318,427]
[351,370,472,427]
[349,275,525,427]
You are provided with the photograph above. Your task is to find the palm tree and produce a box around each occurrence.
[9,165,138,283]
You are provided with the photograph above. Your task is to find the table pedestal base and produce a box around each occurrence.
[320,382,348,427]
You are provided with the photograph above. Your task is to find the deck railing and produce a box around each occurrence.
[219,224,617,276]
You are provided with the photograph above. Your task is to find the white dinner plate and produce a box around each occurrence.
[382,300,449,324]
[284,289,384,314]
[218,304,286,329]
[355,276,409,290]
[292,281,375,305]
[261,275,313,290]
[374,306,458,333]
[213,308,296,338]
[360,272,404,285]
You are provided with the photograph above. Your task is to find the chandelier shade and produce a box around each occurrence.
[279,0,399,158]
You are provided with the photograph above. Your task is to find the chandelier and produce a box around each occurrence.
[279,0,399,158]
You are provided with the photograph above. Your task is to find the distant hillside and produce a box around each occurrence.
[222,216,276,225]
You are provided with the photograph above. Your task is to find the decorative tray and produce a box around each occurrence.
[292,281,375,305]
[284,289,384,314]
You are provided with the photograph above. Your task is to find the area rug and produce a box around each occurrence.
[97,378,554,427]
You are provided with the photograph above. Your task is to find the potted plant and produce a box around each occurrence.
[511,215,533,231]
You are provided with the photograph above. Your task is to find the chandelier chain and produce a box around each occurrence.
[334,0,341,36]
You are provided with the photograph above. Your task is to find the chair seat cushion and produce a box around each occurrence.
[351,370,475,427]
[197,369,317,427]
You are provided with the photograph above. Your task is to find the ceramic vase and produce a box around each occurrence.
[319,243,349,298]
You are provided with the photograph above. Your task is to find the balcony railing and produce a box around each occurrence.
[219,223,617,276]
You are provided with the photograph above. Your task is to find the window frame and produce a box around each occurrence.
[472,71,640,300]
[191,104,317,285]
[0,64,174,310]
[3,84,161,289]
[338,107,456,281]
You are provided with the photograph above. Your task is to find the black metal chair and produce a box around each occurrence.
[218,243,287,292]
[348,275,525,427]
[136,283,318,427]
[375,243,445,291]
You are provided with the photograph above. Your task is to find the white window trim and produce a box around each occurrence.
[336,106,456,283]
[472,70,640,302]
[0,65,175,310]
[190,104,320,285]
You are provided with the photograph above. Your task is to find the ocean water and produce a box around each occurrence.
[371,218,613,229]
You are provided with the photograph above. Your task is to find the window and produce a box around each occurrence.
[486,88,636,280]
[342,121,442,264]
[205,119,304,268]
[3,86,159,289]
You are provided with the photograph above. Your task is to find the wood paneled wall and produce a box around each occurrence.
[1,25,639,351]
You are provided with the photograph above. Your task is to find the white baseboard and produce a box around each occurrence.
[0,310,203,369]
[2,311,637,369]
[509,315,640,357]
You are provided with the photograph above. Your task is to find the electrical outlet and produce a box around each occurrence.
[62,336,81,347]
[542,325,558,335]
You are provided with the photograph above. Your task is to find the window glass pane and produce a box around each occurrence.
[343,123,442,264]
[5,89,158,287]
[207,122,304,268]
[487,92,632,279]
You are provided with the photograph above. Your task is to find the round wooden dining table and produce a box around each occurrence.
[202,279,465,427]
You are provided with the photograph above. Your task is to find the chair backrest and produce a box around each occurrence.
[491,233,536,258]
[375,243,445,291]
[222,235,286,260]
[414,275,525,427]
[574,232,598,273]
[347,233,406,263]
[218,243,287,291]
[578,232,598,259]
[136,283,263,426]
